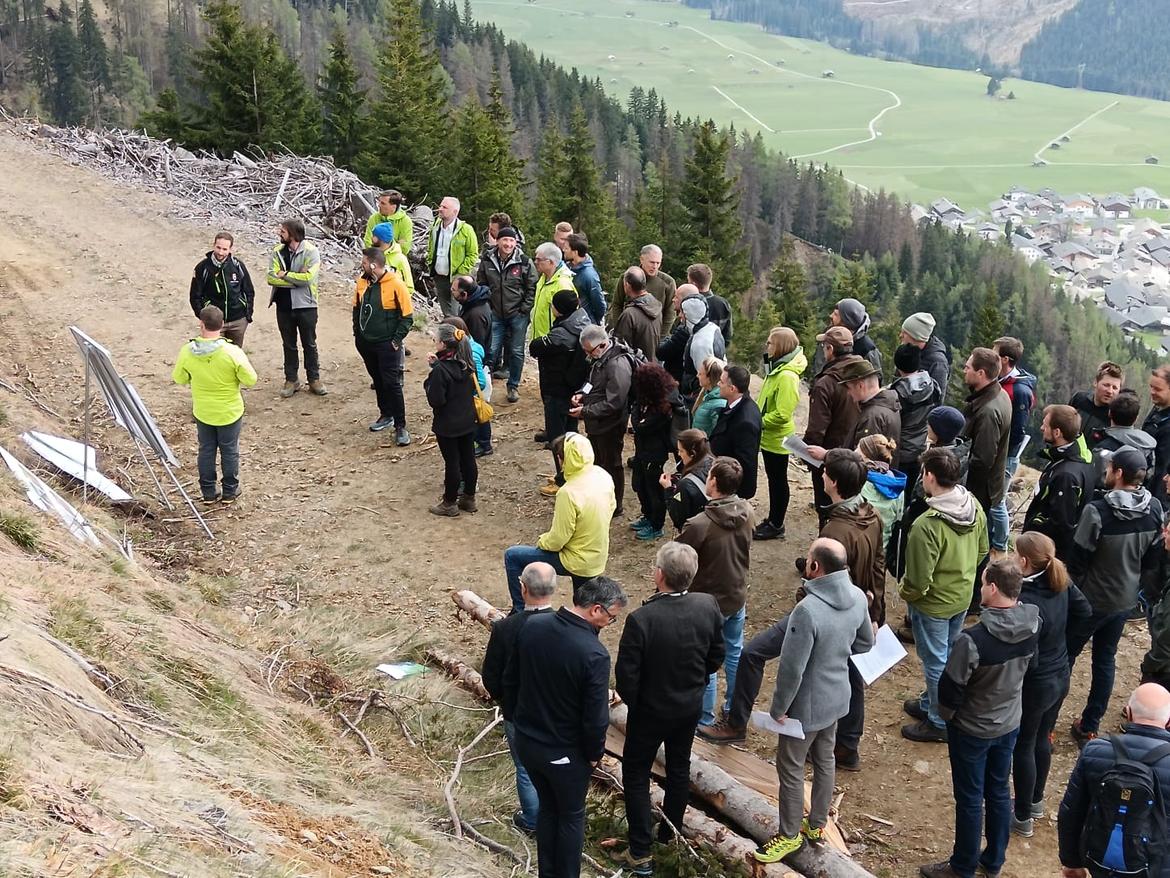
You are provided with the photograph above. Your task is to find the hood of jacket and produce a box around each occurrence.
[628,293,663,322]
[562,433,595,479]
[803,568,861,611]
[925,484,979,530]
[1040,433,1093,466]
[825,493,881,530]
[866,467,907,499]
[704,495,753,530]
[1001,369,1037,395]
[981,602,1041,644]
[1103,486,1156,518]
[570,255,597,276]
[767,346,808,379]
[556,306,593,337]
[1105,426,1157,452]
[862,387,902,416]
[893,370,937,403]
[188,337,228,357]
[464,283,492,309]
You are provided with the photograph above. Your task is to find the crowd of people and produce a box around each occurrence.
[172,201,1170,878]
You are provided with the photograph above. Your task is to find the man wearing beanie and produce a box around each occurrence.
[477,226,537,402]
[890,343,942,491]
[900,312,950,400]
[813,298,882,379]
[370,222,415,294]
[614,266,663,362]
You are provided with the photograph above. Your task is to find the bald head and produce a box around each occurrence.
[673,282,700,312]
[520,562,557,606]
[1128,683,1170,728]
[806,538,848,578]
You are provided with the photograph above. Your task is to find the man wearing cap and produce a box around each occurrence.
[363,189,413,251]
[614,266,663,362]
[900,312,950,399]
[813,299,882,379]
[801,326,864,518]
[370,222,415,294]
[478,226,538,401]
[1066,446,1164,746]
[839,358,901,451]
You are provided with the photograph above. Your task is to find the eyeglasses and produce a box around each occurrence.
[598,605,618,626]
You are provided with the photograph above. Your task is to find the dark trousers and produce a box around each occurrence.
[222,317,248,348]
[544,395,577,483]
[276,307,319,382]
[761,449,791,528]
[437,433,477,502]
[515,733,593,878]
[623,708,699,858]
[947,726,1019,878]
[810,465,830,527]
[1012,672,1069,819]
[434,274,457,317]
[1067,607,1129,733]
[475,420,492,450]
[356,336,405,424]
[195,417,242,500]
[631,457,667,529]
[589,426,625,512]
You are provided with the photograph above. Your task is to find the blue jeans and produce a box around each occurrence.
[948,726,1019,878]
[1067,607,1129,733]
[988,453,1020,551]
[503,545,591,614]
[505,720,539,830]
[910,605,966,728]
[701,605,746,725]
[490,313,530,391]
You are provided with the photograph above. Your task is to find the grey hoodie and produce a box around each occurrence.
[1070,486,1164,614]
[938,602,1039,738]
[770,568,874,732]
[1093,426,1158,489]
[891,370,942,467]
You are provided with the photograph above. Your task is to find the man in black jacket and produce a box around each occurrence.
[1069,361,1124,449]
[504,576,628,878]
[687,263,733,344]
[709,364,762,499]
[530,291,591,490]
[190,232,255,348]
[453,276,492,351]
[1144,365,1170,506]
[1023,405,1096,562]
[480,562,557,835]
[571,326,635,514]
[1058,683,1170,878]
[613,542,724,875]
[477,227,537,390]
[901,312,950,401]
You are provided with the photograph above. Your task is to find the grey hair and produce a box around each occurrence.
[656,542,699,592]
[580,324,609,348]
[442,195,461,212]
[1129,684,1170,725]
[535,241,563,262]
[574,576,628,610]
[520,562,557,598]
[640,244,663,257]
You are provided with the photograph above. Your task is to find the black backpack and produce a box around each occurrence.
[1082,737,1170,877]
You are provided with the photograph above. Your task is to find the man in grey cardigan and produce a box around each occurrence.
[754,538,875,864]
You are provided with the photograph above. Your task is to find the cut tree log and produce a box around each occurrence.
[422,648,492,703]
[452,589,506,626]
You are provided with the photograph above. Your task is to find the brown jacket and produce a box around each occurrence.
[805,354,864,448]
[614,293,663,363]
[677,495,754,615]
[608,271,676,335]
[851,387,902,450]
[962,380,1012,511]
[820,495,887,624]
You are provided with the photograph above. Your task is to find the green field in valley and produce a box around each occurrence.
[472,0,1170,211]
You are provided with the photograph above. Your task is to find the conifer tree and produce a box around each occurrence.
[450,97,523,233]
[631,153,685,275]
[768,237,817,351]
[971,285,1005,348]
[77,0,110,124]
[532,123,574,233]
[318,28,366,169]
[359,0,449,196]
[42,0,86,125]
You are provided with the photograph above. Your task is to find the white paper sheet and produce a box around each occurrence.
[750,711,805,740]
[375,662,427,680]
[782,434,823,468]
[850,624,909,686]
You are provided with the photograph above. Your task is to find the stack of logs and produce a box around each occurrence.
[439,589,877,878]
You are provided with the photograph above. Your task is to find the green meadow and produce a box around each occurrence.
[473,0,1170,209]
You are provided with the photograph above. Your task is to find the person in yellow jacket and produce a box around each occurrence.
[370,222,415,294]
[172,305,258,503]
[531,241,578,341]
[501,432,617,613]
[754,327,808,540]
[362,190,413,252]
[427,196,479,317]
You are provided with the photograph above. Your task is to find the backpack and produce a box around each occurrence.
[1082,737,1170,877]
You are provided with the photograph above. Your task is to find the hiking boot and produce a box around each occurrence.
[903,697,928,722]
[395,428,411,447]
[1071,718,1098,748]
[428,500,459,517]
[834,743,861,772]
[457,494,478,513]
[506,386,519,403]
[635,526,664,541]
[976,864,1002,878]
[919,862,964,878]
[201,494,220,504]
[534,430,548,443]
[1010,814,1034,838]
[540,483,560,497]
[492,368,508,380]
[511,809,536,837]
[308,379,328,396]
[801,818,825,845]
[895,623,916,644]
[474,444,493,457]
[608,849,652,876]
[901,720,948,743]
[753,520,785,541]
[220,491,241,504]
[280,381,300,398]
[696,719,746,745]
[754,832,803,863]
[369,416,395,432]
[628,516,650,530]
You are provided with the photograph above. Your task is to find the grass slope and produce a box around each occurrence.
[474,0,1170,209]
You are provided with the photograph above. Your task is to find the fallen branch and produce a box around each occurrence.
[339,712,376,758]
[424,648,492,702]
[445,710,504,839]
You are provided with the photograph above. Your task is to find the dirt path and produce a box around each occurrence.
[0,126,1147,878]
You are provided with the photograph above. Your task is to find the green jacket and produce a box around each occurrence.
[532,263,577,339]
[172,337,257,426]
[899,485,989,619]
[363,209,413,251]
[266,242,320,309]
[427,218,479,277]
[759,347,808,453]
[692,387,727,436]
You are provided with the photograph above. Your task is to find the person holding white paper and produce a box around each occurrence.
[753,539,874,865]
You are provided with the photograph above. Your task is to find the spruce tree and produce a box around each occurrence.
[318,28,366,169]
[532,123,574,234]
[631,153,685,275]
[42,1,86,125]
[678,120,753,296]
[450,97,524,233]
[971,285,1005,348]
[77,0,110,124]
[768,238,816,346]
[561,104,626,284]
[359,0,449,197]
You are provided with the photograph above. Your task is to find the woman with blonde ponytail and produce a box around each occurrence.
[1010,531,1093,837]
